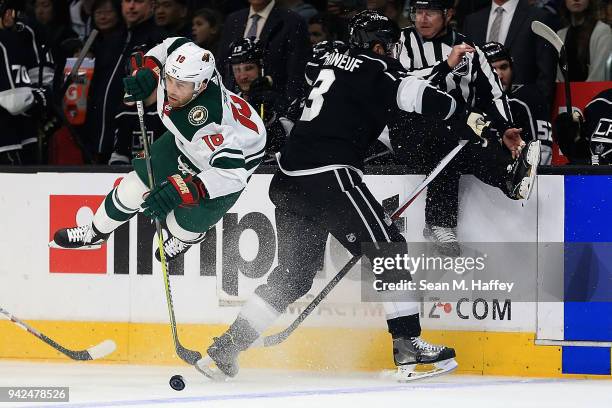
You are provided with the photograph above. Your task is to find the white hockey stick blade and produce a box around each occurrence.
[531,21,563,54]
[87,339,117,360]
[394,358,458,382]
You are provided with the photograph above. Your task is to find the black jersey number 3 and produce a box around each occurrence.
[300,69,336,122]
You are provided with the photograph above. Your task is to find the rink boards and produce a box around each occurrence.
[0,169,611,378]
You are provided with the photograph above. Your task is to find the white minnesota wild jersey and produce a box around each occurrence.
[147,37,267,199]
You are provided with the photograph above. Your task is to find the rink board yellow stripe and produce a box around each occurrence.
[0,320,605,378]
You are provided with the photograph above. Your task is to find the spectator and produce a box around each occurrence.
[92,0,121,32]
[278,0,318,21]
[191,7,222,55]
[216,0,311,104]
[463,0,558,103]
[82,0,164,163]
[308,13,338,45]
[155,0,191,37]
[32,0,79,83]
[557,0,612,81]
[188,0,249,15]
[69,0,94,38]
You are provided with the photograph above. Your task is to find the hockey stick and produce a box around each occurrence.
[136,101,203,366]
[51,29,99,164]
[0,306,115,360]
[253,140,468,348]
[531,21,572,115]
[60,29,99,97]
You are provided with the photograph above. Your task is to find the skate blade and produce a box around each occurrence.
[395,358,458,382]
[194,355,228,382]
[519,141,541,201]
[48,241,103,250]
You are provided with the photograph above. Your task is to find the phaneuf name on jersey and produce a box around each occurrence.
[323,52,363,72]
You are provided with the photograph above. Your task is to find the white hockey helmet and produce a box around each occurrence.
[164,42,216,100]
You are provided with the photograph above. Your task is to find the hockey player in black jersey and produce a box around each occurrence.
[390,0,541,256]
[198,10,468,382]
[555,88,612,165]
[229,37,298,163]
[481,41,553,165]
[0,0,54,164]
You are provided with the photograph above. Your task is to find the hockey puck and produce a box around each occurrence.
[169,374,185,391]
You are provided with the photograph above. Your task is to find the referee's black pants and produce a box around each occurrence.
[253,168,421,338]
[390,113,514,228]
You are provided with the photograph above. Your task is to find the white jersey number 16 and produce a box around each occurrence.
[300,69,335,122]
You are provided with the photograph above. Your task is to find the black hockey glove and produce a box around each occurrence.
[31,87,50,109]
[555,111,589,163]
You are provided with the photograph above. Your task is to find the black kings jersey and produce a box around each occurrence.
[280,48,407,173]
[508,84,553,164]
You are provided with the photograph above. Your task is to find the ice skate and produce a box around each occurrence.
[49,224,109,250]
[393,336,458,381]
[155,235,193,262]
[195,317,260,381]
[423,224,460,257]
[506,140,541,200]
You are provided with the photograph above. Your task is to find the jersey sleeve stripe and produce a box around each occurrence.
[209,147,243,163]
[211,156,246,170]
[245,157,263,171]
[245,146,266,160]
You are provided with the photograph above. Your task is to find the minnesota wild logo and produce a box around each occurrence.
[188,106,208,126]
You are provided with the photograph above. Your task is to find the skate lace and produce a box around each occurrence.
[431,226,457,243]
[412,337,443,352]
[66,226,91,243]
[164,237,188,257]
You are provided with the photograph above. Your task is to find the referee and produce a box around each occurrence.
[389,0,535,256]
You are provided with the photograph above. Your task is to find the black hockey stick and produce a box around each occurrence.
[135,101,203,366]
[531,21,572,115]
[253,141,468,348]
[0,306,115,360]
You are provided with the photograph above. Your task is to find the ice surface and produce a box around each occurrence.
[0,361,611,408]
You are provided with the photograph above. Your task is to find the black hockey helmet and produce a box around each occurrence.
[312,40,349,61]
[349,10,400,56]
[229,37,263,65]
[481,41,513,65]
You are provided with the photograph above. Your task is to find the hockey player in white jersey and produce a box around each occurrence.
[50,37,266,260]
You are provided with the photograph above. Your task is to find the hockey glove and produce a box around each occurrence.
[555,111,589,163]
[142,175,206,219]
[123,51,160,102]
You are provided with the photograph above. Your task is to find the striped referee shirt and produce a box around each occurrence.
[399,27,514,132]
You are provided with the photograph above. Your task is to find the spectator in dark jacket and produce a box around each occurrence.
[216,0,311,104]
[463,0,558,103]
[82,0,164,162]
[155,0,192,37]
